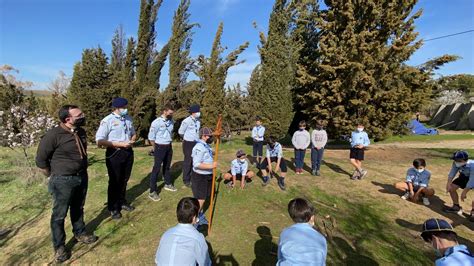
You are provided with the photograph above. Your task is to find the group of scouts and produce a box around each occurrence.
[35,97,474,263]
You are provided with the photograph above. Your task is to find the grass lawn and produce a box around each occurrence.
[1,135,473,265]
[379,133,473,144]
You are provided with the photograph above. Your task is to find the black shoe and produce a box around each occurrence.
[121,204,135,212]
[278,178,286,191]
[54,245,70,263]
[262,176,270,186]
[75,233,98,244]
[111,211,122,220]
[443,205,462,214]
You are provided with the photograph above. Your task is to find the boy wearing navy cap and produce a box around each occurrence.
[96,97,136,220]
[421,218,474,265]
[179,104,201,187]
[444,150,474,221]
[223,149,255,189]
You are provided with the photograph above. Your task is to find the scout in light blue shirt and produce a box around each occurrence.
[155,197,211,266]
[148,106,176,199]
[252,124,265,142]
[350,130,370,148]
[252,117,265,166]
[179,104,202,187]
[192,140,214,175]
[223,150,255,189]
[421,218,474,266]
[278,198,327,266]
[349,123,370,180]
[395,158,435,205]
[444,151,474,217]
[260,137,288,190]
[95,97,136,219]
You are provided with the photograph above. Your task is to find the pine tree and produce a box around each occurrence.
[296,0,456,140]
[161,0,197,111]
[249,0,294,139]
[195,22,249,127]
[68,47,111,139]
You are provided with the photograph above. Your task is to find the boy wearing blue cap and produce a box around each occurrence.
[444,150,474,221]
[421,218,474,265]
[394,158,435,206]
[179,104,201,187]
[96,97,136,220]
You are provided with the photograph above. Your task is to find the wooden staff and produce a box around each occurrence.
[208,114,222,235]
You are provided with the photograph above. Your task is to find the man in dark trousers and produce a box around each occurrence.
[36,105,98,263]
[178,104,201,187]
[148,104,176,202]
[96,97,137,220]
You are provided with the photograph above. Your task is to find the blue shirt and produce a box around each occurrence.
[406,168,431,188]
[155,223,211,266]
[277,223,327,266]
[148,116,174,145]
[178,116,201,142]
[95,113,135,142]
[252,125,265,142]
[350,131,370,148]
[192,140,214,175]
[448,160,474,189]
[266,142,283,158]
[230,158,248,176]
[435,245,474,266]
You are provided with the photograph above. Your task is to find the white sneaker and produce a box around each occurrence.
[401,191,410,200]
[422,197,430,206]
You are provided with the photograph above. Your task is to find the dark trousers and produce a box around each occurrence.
[106,148,134,212]
[294,149,306,169]
[311,147,325,171]
[182,141,196,185]
[49,174,88,250]
[150,144,173,192]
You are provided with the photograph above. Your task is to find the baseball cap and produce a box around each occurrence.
[421,218,456,242]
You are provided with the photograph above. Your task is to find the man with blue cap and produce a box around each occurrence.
[421,218,474,265]
[96,97,136,220]
[178,104,201,187]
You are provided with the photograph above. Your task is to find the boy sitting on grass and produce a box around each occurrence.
[394,158,435,206]
[223,150,255,189]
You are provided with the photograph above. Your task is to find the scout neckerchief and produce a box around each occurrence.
[197,139,213,157]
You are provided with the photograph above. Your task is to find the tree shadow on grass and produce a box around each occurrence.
[252,226,278,266]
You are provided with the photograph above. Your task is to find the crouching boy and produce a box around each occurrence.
[223,150,255,189]
[395,158,435,206]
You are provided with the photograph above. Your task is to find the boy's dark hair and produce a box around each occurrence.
[176,197,200,224]
[299,120,306,127]
[58,105,79,123]
[256,116,261,122]
[288,198,315,223]
[423,231,458,243]
[316,120,324,127]
[267,136,276,145]
[162,104,174,112]
[413,158,426,168]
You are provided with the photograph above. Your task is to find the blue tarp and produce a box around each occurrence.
[407,119,438,135]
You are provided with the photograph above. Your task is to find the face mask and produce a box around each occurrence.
[206,136,213,144]
[195,112,201,118]
[166,114,173,120]
[357,128,364,132]
[416,168,424,173]
[239,159,246,163]
[73,117,86,127]
[119,109,128,116]
[316,126,323,130]
[299,128,305,131]
[454,162,466,167]
[269,144,275,149]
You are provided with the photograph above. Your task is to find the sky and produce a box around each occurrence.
[0,0,473,91]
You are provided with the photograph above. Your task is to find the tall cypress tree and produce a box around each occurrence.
[297,0,456,140]
[68,47,111,139]
[121,37,136,101]
[196,22,249,127]
[161,0,197,112]
[249,0,294,139]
